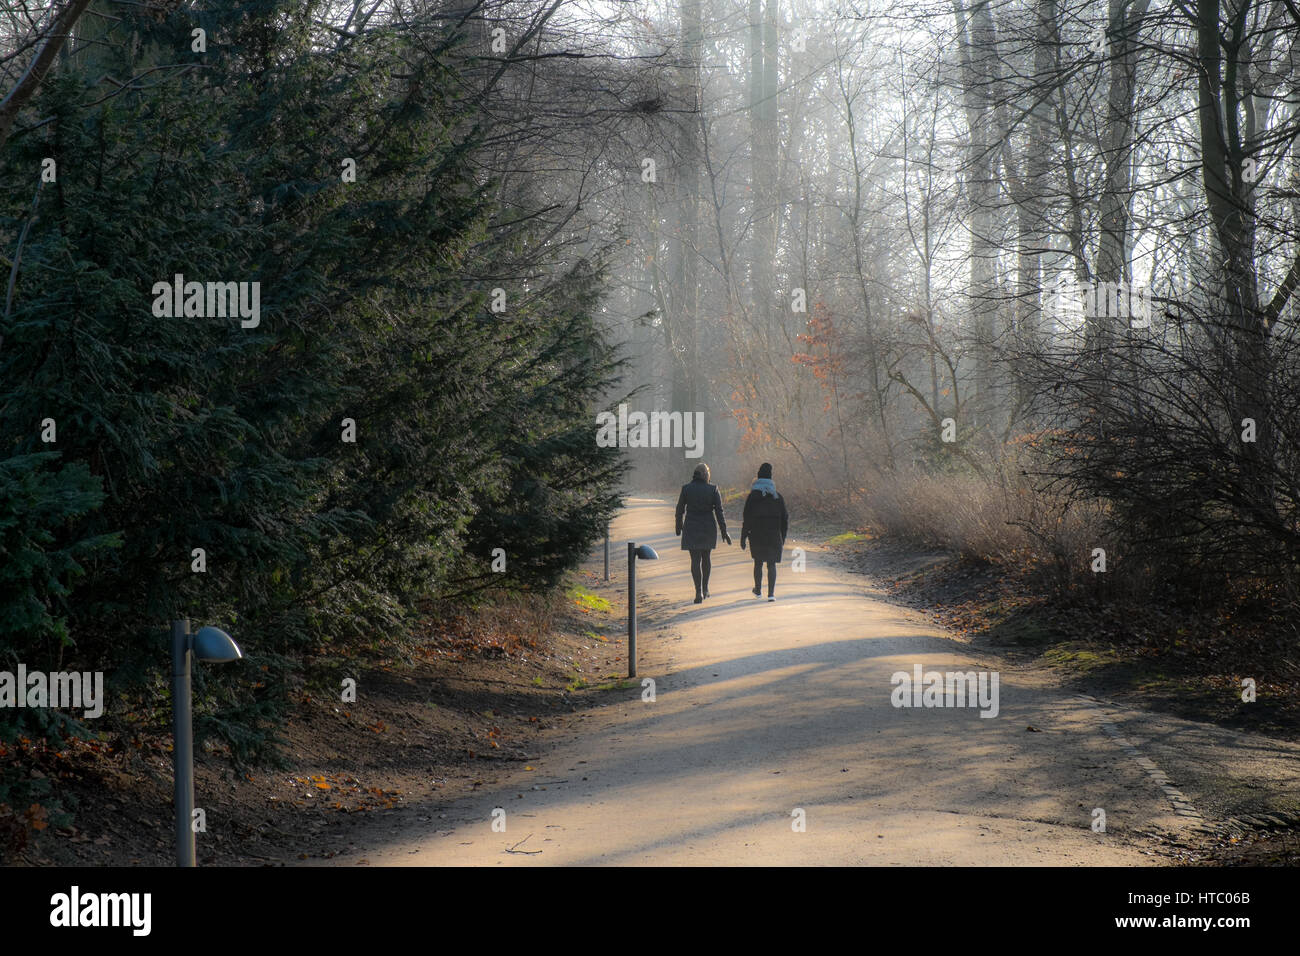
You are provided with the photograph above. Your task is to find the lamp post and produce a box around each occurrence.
[626,542,659,678]
[171,618,242,867]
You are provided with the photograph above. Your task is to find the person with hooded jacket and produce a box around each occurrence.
[740,462,788,601]
[675,462,730,604]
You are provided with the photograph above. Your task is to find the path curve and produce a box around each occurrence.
[357,497,1182,865]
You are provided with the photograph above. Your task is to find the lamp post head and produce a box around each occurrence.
[635,544,659,560]
[191,626,242,664]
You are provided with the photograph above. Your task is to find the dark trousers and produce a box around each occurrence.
[753,559,776,596]
[690,549,712,595]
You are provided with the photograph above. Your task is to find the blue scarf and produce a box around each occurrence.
[751,478,778,497]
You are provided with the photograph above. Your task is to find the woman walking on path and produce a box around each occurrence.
[675,462,731,604]
[740,462,788,602]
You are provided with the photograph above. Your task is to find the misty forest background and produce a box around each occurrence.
[4,0,1300,831]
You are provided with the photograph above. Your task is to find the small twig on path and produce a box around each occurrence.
[506,833,543,855]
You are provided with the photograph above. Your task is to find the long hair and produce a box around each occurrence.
[692,462,710,482]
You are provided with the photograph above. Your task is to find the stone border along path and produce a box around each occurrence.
[1074,694,1300,843]
[1073,694,1212,833]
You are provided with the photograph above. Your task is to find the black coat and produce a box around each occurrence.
[741,488,788,562]
[675,478,727,551]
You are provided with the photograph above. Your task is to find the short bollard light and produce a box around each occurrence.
[626,542,659,678]
[170,619,242,867]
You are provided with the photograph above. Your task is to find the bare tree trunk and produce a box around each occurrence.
[951,0,1000,437]
[1016,0,1059,363]
[1092,0,1152,354]
[749,0,779,349]
[0,0,95,149]
[1196,0,1273,523]
[671,0,704,463]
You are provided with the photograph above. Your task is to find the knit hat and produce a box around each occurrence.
[757,462,773,479]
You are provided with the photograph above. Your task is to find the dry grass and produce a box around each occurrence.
[414,589,563,659]
[853,461,1113,592]
[690,447,1116,593]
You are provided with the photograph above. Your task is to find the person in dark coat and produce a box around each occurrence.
[740,462,788,602]
[675,462,730,603]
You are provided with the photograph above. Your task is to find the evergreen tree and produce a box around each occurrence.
[0,0,626,763]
